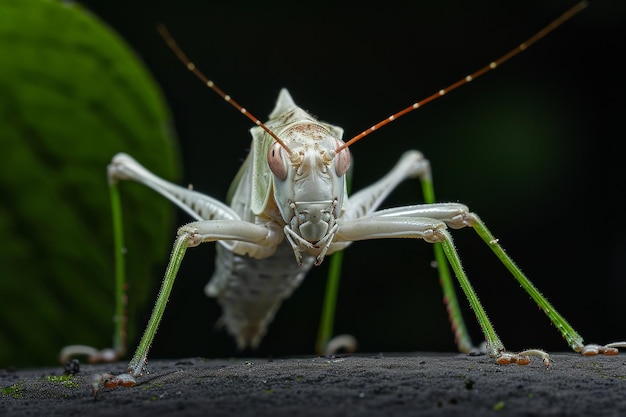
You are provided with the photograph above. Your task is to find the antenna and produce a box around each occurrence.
[157,25,292,155]
[335,1,588,152]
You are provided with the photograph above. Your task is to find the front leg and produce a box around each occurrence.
[60,154,247,365]
[338,207,626,365]
[465,213,626,358]
[92,218,284,396]
[336,214,550,366]
[339,150,477,353]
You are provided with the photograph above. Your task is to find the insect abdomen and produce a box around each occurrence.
[205,241,315,349]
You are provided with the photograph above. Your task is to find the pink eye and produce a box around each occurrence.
[334,140,351,177]
[268,142,288,180]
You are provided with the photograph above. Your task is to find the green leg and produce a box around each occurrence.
[127,232,189,376]
[315,250,344,355]
[469,215,586,352]
[436,229,549,364]
[426,207,623,363]
[110,167,191,376]
[315,167,477,355]
[93,232,190,394]
[437,231,505,357]
[109,180,127,358]
[316,170,352,355]
[59,180,134,364]
[420,176,475,353]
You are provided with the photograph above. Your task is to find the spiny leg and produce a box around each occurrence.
[316,249,347,355]
[127,232,189,377]
[364,203,626,363]
[336,150,478,353]
[110,172,128,361]
[437,230,550,366]
[315,246,359,356]
[59,177,129,364]
[316,168,356,356]
[92,231,190,397]
[90,212,283,395]
[419,167,476,354]
[336,214,550,366]
[60,153,243,364]
[467,214,626,357]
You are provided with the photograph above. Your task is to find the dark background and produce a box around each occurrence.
[70,1,625,360]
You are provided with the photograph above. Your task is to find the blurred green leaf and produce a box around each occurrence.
[0,0,180,367]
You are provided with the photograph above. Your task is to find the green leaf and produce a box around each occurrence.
[0,0,180,367]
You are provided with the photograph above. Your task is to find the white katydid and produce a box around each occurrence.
[60,1,626,395]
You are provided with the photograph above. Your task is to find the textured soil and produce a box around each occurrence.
[2,352,626,416]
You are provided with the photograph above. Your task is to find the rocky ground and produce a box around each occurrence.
[2,352,626,416]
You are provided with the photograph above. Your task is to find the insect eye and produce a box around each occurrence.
[333,141,351,177]
[268,142,288,181]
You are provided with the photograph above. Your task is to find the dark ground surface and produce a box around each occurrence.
[2,352,626,416]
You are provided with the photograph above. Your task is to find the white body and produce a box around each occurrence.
[109,89,471,350]
[59,5,626,395]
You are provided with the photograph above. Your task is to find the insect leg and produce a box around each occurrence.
[336,214,549,366]
[90,230,191,396]
[468,215,626,357]
[60,153,273,364]
[361,204,626,362]
[90,215,284,396]
[340,150,476,353]
[58,174,130,364]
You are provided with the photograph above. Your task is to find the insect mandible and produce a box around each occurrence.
[59,1,626,395]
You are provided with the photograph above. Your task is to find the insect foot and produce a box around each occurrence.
[578,342,626,356]
[92,372,136,399]
[496,349,551,369]
[324,334,359,356]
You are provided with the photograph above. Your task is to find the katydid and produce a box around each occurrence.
[60,1,626,395]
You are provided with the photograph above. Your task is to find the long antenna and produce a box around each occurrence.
[335,1,588,153]
[157,25,292,155]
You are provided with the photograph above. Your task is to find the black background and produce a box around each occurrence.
[74,0,625,359]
